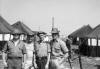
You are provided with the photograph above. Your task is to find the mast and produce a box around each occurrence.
[52,16,54,29]
[0,0,2,15]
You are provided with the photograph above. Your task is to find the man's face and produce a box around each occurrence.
[52,33,59,40]
[13,34,20,40]
[27,36,34,43]
[40,34,45,41]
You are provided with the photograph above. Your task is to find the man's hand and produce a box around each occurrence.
[3,61,7,67]
[59,58,66,65]
[22,62,26,69]
[45,64,49,69]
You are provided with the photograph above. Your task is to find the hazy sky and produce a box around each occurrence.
[0,0,100,35]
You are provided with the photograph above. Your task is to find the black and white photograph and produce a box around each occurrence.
[0,0,100,69]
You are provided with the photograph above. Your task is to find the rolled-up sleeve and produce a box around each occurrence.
[60,40,69,54]
[22,44,27,54]
[2,42,8,53]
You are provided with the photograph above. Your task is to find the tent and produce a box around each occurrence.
[0,16,14,34]
[12,21,35,40]
[86,24,100,38]
[68,25,92,45]
[85,24,100,57]
[69,25,92,38]
[0,16,14,41]
[12,21,34,35]
[0,16,14,51]
[33,31,46,35]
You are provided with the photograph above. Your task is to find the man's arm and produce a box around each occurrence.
[60,40,69,64]
[33,42,38,68]
[2,42,8,67]
[2,52,6,62]
[22,44,27,63]
[46,43,51,65]
[46,53,50,65]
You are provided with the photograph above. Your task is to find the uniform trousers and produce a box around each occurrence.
[7,57,22,69]
[36,56,47,69]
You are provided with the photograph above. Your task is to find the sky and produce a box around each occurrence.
[0,0,100,36]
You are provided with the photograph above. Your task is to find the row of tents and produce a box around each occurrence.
[0,16,46,51]
[1,15,100,57]
[68,24,100,57]
[0,16,46,41]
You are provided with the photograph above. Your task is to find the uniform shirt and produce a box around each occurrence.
[25,42,34,60]
[34,41,51,57]
[50,38,68,58]
[2,40,26,58]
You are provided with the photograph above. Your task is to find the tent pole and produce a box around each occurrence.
[52,16,54,29]
[3,34,4,41]
[78,39,83,69]
[97,36,98,57]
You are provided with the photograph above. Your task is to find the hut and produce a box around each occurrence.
[12,21,34,40]
[0,16,14,51]
[68,25,92,45]
[86,24,100,57]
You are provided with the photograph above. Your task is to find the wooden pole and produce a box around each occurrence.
[78,40,83,69]
[52,17,54,29]
[0,0,2,15]
[97,36,98,57]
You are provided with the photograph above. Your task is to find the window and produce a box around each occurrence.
[91,39,97,46]
[77,37,79,41]
[88,39,91,46]
[98,39,100,46]
[4,34,10,41]
[0,34,3,41]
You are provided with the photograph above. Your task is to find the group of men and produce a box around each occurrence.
[2,28,70,69]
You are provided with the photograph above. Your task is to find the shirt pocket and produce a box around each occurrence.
[54,46,61,53]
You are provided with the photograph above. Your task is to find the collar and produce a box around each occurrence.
[52,38,60,42]
[11,39,20,44]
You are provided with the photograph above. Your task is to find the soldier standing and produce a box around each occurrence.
[49,28,69,69]
[2,29,27,69]
[24,35,35,69]
[34,32,51,69]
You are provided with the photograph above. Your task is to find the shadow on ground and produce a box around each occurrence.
[94,65,100,69]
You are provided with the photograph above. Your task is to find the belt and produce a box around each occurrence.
[8,57,22,59]
[36,56,47,60]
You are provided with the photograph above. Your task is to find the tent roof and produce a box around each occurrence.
[12,21,34,35]
[0,16,14,34]
[33,31,46,35]
[68,25,92,38]
[86,24,100,38]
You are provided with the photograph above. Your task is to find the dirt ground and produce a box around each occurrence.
[69,45,100,69]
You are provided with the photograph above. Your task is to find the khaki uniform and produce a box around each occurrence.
[34,41,51,69]
[3,40,26,69]
[24,42,34,69]
[50,39,68,58]
[49,39,69,69]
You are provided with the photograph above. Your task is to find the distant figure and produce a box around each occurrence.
[24,35,35,69]
[66,37,72,59]
[2,29,27,69]
[34,33,51,69]
[49,28,69,69]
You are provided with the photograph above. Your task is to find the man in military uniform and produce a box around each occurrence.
[24,35,35,69]
[49,28,69,69]
[2,29,27,69]
[34,32,51,69]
